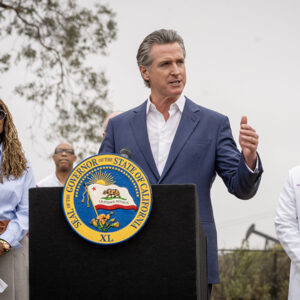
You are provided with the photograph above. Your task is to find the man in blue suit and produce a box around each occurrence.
[99,29,263,296]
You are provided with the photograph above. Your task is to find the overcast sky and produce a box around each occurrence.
[1,0,300,249]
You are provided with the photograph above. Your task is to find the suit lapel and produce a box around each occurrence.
[159,98,201,183]
[129,101,160,182]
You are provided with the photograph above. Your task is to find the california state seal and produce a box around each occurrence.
[62,154,152,245]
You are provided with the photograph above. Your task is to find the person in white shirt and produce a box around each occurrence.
[38,142,76,187]
[275,166,300,300]
[0,99,35,299]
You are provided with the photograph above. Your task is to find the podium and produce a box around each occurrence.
[29,184,208,299]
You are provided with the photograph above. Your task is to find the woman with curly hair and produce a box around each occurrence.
[0,99,35,300]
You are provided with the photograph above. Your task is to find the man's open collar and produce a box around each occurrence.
[146,94,186,114]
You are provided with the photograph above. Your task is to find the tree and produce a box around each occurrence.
[0,0,117,158]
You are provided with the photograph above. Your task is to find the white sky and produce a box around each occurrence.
[1,0,300,249]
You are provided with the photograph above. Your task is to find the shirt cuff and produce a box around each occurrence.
[245,158,259,174]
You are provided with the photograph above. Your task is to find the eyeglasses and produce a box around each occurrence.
[0,109,6,121]
[54,148,75,155]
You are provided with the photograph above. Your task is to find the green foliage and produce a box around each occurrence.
[0,53,10,71]
[212,244,290,300]
[0,0,117,158]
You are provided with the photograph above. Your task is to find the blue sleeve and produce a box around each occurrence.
[1,164,36,248]
[216,116,263,199]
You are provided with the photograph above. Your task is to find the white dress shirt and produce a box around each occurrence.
[146,94,185,175]
[37,173,63,187]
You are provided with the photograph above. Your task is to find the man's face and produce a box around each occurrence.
[140,42,186,100]
[52,143,76,173]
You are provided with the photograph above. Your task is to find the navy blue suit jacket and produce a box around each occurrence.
[99,97,263,283]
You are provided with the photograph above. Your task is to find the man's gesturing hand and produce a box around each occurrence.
[239,116,258,171]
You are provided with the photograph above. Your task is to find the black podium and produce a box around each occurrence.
[29,184,208,300]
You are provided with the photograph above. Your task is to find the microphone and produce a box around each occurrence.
[119,148,131,159]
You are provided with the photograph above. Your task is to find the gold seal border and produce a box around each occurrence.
[62,154,152,244]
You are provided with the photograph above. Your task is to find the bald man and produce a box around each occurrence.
[38,142,77,187]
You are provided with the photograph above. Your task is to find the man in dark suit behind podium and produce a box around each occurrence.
[99,29,263,296]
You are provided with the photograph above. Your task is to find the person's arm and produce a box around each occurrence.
[0,164,35,248]
[275,170,300,268]
[216,116,262,199]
